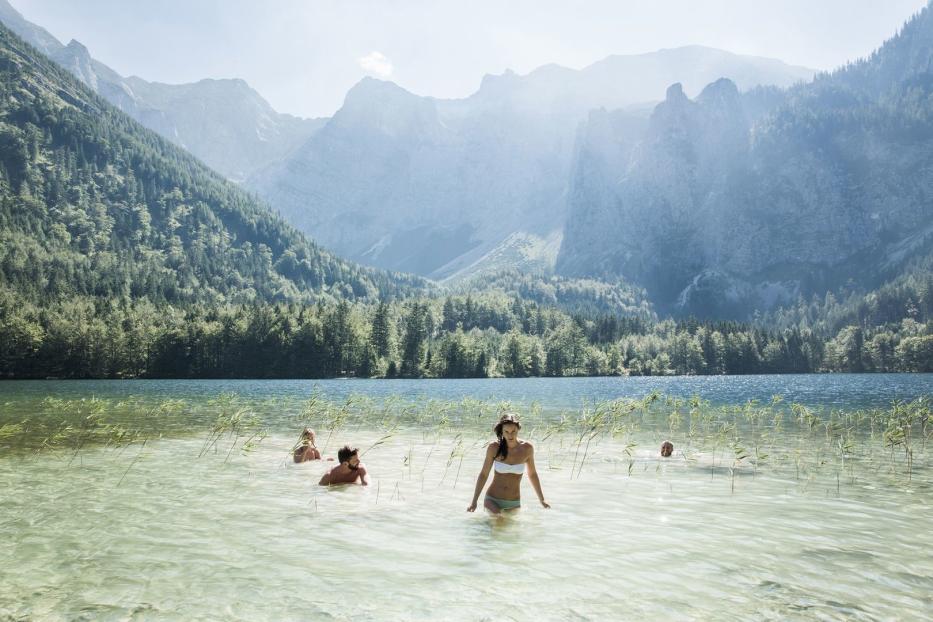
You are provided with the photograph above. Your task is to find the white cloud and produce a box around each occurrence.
[358,51,394,78]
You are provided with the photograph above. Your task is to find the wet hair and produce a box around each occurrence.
[494,413,521,460]
[301,428,315,443]
[338,445,359,464]
[661,440,674,458]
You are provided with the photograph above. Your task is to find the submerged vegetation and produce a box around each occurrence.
[297,392,932,487]
[0,393,266,463]
[2,390,929,492]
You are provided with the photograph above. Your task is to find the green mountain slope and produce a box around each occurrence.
[0,22,425,307]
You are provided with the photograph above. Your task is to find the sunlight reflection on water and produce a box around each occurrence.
[1,425,931,620]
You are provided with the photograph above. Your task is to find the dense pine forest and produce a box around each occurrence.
[0,23,425,306]
[3,277,931,378]
[0,21,930,379]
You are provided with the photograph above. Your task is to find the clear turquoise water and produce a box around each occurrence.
[3,372,930,412]
[1,376,930,620]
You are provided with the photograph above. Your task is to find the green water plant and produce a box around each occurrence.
[198,394,266,461]
[6,390,930,497]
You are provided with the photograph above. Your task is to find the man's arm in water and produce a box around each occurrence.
[358,465,370,486]
[319,469,332,486]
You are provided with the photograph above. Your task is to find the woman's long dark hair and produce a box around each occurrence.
[494,413,521,460]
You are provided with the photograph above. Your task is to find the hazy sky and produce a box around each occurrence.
[10,0,929,118]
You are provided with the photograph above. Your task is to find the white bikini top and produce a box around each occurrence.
[494,460,525,474]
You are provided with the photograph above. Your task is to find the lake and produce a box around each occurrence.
[1,375,931,620]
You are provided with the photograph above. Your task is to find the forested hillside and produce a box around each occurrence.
[0,22,423,307]
[0,19,928,380]
[765,251,933,372]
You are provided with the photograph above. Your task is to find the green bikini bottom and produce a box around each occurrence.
[485,495,521,510]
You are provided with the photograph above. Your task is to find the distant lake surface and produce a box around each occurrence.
[1,375,930,620]
[2,373,931,412]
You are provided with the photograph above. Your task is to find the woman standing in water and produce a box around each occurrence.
[467,413,550,514]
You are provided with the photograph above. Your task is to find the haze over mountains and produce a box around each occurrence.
[0,19,424,311]
[0,0,324,183]
[0,0,816,288]
[3,0,932,323]
[250,48,814,281]
[559,3,933,316]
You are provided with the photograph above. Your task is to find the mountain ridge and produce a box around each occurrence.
[557,2,933,318]
[0,0,325,182]
[251,46,815,278]
[0,19,425,308]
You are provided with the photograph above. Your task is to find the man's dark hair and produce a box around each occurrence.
[338,445,359,464]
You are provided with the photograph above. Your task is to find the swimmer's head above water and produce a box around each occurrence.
[494,413,521,440]
[661,441,674,458]
[494,413,521,459]
[337,445,361,470]
[294,428,322,463]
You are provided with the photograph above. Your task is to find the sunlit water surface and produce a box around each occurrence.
[1,376,931,620]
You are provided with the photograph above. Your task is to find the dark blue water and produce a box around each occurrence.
[1,374,929,409]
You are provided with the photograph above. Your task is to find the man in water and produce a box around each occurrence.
[661,440,674,458]
[294,428,322,463]
[319,445,370,486]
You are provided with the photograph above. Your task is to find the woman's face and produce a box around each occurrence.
[501,423,519,443]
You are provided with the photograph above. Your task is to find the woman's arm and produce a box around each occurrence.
[526,444,550,508]
[467,443,497,511]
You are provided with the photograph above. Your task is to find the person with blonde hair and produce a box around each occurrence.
[293,428,322,463]
[467,413,550,514]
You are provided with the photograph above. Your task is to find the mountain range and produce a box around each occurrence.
[0,0,324,183]
[0,0,826,301]
[558,3,933,316]
[4,0,931,324]
[0,19,424,310]
[249,47,814,281]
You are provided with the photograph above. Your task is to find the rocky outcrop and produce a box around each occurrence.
[250,76,577,276]
[250,51,814,276]
[557,4,933,317]
[119,77,325,182]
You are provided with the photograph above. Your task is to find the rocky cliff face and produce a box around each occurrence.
[559,80,754,310]
[251,51,814,277]
[119,77,325,182]
[250,77,577,278]
[557,4,933,317]
[0,0,322,182]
